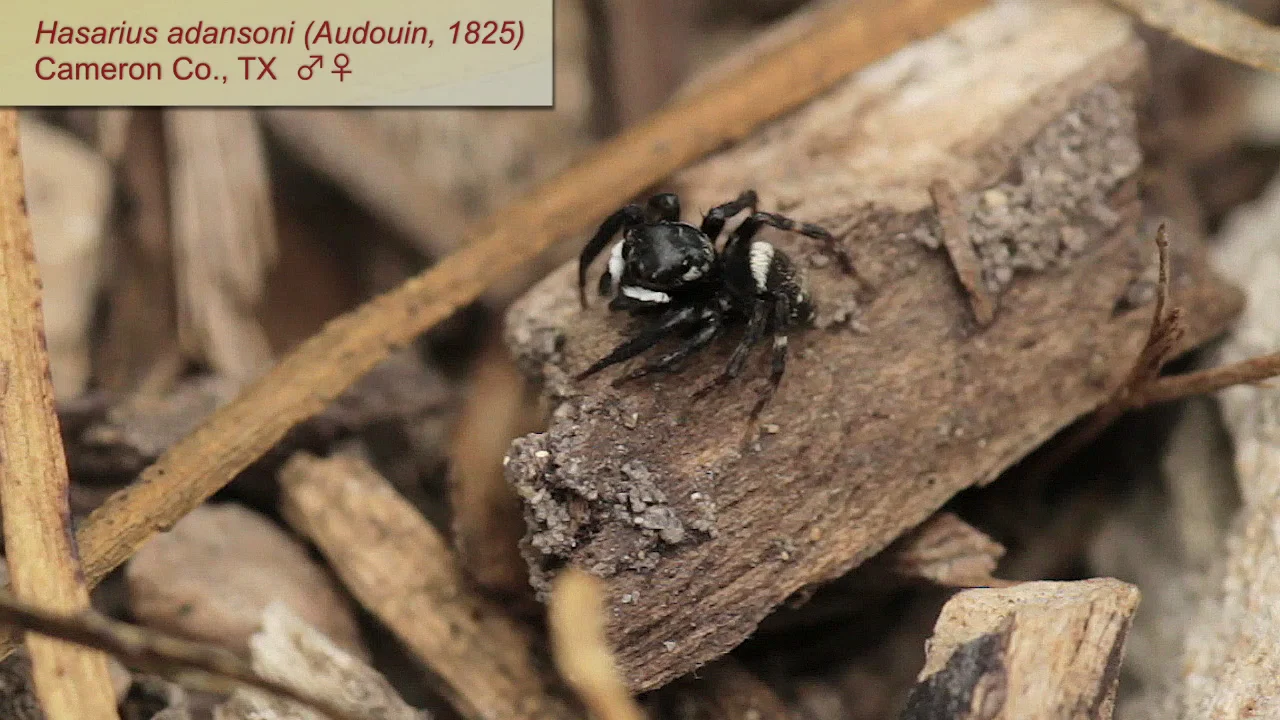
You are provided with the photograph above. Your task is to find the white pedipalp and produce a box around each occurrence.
[604,240,625,294]
[749,242,775,292]
[621,286,672,304]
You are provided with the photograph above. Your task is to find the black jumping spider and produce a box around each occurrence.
[575,190,852,415]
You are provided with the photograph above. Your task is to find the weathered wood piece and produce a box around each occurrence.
[503,0,1244,691]
[278,452,575,720]
[886,512,1007,588]
[901,579,1139,720]
[214,603,424,720]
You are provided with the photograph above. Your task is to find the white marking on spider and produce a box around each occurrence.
[681,264,705,281]
[749,242,775,291]
[774,335,788,349]
[621,286,672,303]
[606,241,625,290]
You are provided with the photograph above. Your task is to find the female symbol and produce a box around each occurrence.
[331,53,351,82]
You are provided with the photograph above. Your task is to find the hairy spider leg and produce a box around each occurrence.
[578,203,644,307]
[731,211,855,276]
[699,189,758,243]
[690,299,771,401]
[612,308,724,386]
[576,305,703,380]
[751,293,796,420]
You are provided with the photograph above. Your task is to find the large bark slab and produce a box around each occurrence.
[503,0,1244,692]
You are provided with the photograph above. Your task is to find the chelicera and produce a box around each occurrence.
[575,190,852,415]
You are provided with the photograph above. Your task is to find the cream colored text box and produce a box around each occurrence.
[1,0,553,106]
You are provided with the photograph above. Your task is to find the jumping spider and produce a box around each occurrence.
[575,190,852,415]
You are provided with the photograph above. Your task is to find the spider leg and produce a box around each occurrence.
[691,298,770,401]
[576,305,701,380]
[699,189,758,244]
[750,294,795,420]
[730,211,855,276]
[613,310,724,386]
[579,204,644,308]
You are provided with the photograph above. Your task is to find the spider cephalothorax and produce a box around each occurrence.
[575,190,852,415]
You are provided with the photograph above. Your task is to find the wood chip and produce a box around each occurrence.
[901,579,1140,720]
[214,603,423,720]
[278,452,574,720]
[888,513,1008,588]
[165,109,277,383]
[503,0,1243,691]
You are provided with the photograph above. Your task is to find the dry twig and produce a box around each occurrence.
[0,110,120,720]
[930,179,997,326]
[278,452,574,720]
[1029,224,1187,472]
[0,0,988,662]
[548,569,646,720]
[1033,224,1280,475]
[0,588,368,720]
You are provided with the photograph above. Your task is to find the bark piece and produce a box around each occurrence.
[887,513,1006,588]
[901,579,1139,720]
[214,603,424,720]
[126,503,367,659]
[165,109,277,384]
[91,109,181,395]
[65,349,454,485]
[503,0,1244,691]
[649,659,798,720]
[447,331,543,603]
[278,452,574,720]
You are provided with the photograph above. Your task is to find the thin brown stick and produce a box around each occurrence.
[548,568,647,720]
[1138,351,1280,406]
[1028,225,1184,472]
[1108,0,1280,74]
[1031,223,1280,473]
[0,588,368,720]
[0,0,990,662]
[0,110,121,719]
[930,178,997,326]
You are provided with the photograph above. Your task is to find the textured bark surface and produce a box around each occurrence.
[503,0,1245,692]
[901,579,1139,720]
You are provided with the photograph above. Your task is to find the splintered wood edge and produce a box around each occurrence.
[903,579,1140,720]
[502,0,1243,693]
